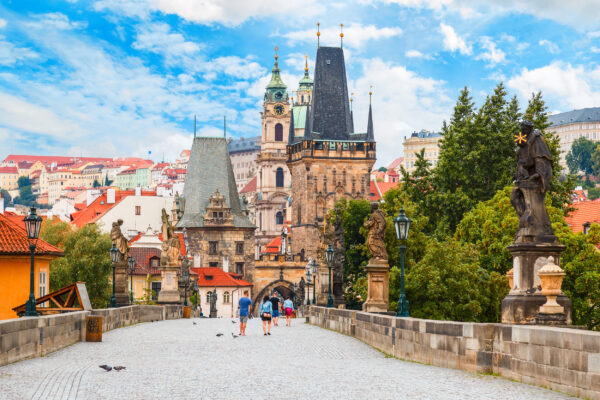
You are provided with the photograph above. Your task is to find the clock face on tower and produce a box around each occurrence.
[275,91,283,100]
[274,104,285,115]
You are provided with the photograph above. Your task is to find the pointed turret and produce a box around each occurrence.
[298,55,314,93]
[303,104,312,138]
[265,48,287,103]
[366,103,374,141]
[288,108,295,144]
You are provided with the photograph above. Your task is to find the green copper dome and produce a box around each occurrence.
[265,54,287,102]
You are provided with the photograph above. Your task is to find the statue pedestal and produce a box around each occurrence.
[157,265,180,304]
[362,260,389,313]
[115,261,130,307]
[501,243,571,325]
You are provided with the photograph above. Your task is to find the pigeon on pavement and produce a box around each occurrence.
[216,333,224,337]
[99,365,112,372]
[231,320,237,324]
[193,321,197,325]
[114,366,126,371]
[232,333,239,338]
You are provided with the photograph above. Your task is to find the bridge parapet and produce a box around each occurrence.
[0,305,185,368]
[307,306,600,400]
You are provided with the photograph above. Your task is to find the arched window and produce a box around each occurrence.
[276,167,284,188]
[275,123,283,141]
[276,211,283,225]
[223,291,230,304]
[206,291,212,304]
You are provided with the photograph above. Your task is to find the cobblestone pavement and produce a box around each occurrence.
[0,318,575,400]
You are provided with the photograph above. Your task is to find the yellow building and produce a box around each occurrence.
[0,166,19,190]
[402,130,442,173]
[0,212,63,319]
[547,108,600,168]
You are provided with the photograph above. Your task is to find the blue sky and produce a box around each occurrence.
[1,0,599,167]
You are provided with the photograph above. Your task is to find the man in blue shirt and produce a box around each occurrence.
[238,290,252,336]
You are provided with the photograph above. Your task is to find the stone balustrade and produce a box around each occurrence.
[308,306,600,400]
[0,304,184,367]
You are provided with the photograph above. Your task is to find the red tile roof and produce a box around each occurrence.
[387,157,404,171]
[264,236,281,253]
[240,176,257,194]
[565,201,600,233]
[370,181,399,201]
[70,189,157,227]
[0,212,63,256]
[129,247,161,275]
[0,166,18,174]
[3,155,112,165]
[190,267,251,287]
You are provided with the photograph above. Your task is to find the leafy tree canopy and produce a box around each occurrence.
[566,137,599,176]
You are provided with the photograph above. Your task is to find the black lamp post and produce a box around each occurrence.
[325,245,335,308]
[109,243,118,308]
[305,262,312,306]
[311,259,317,305]
[394,207,411,317]
[23,207,43,317]
[127,255,135,304]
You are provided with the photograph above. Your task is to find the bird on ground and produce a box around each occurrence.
[114,366,126,371]
[232,333,239,339]
[216,333,224,337]
[193,321,197,325]
[231,320,237,324]
[99,365,112,372]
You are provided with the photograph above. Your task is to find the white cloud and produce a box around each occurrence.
[507,62,600,110]
[0,36,38,66]
[440,22,471,55]
[475,37,505,67]
[26,13,87,30]
[591,46,600,53]
[406,50,424,58]
[349,58,452,165]
[282,23,402,50]
[0,19,7,29]
[95,0,323,26]
[588,31,600,39]
[515,42,530,53]
[133,22,201,62]
[538,39,559,54]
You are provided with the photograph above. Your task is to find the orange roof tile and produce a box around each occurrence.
[70,189,157,227]
[565,201,600,233]
[190,267,251,287]
[240,176,257,194]
[370,181,399,201]
[0,166,18,174]
[387,157,404,170]
[3,155,112,165]
[0,212,63,256]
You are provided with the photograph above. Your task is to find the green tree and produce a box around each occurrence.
[566,137,598,175]
[41,220,112,308]
[377,166,388,172]
[93,179,101,188]
[592,146,600,177]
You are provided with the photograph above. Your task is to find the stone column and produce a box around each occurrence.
[362,260,389,313]
[158,265,180,304]
[115,261,130,306]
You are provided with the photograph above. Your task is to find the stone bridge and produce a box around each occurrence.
[1,305,595,399]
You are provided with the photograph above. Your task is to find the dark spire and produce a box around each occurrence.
[304,104,312,138]
[366,102,374,141]
[288,107,295,144]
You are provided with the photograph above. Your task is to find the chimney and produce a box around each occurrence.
[107,188,116,204]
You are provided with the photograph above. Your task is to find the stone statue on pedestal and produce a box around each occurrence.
[362,202,390,314]
[158,209,182,304]
[502,119,571,325]
[110,219,130,306]
[209,288,218,318]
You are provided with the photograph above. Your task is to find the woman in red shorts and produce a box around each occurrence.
[283,296,294,327]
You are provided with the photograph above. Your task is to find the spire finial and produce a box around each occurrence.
[369,85,373,104]
[340,24,344,48]
[304,54,308,72]
[194,114,196,138]
[223,115,226,138]
[274,46,279,65]
[350,92,354,112]
[317,22,320,48]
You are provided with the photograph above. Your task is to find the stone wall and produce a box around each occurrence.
[308,306,600,400]
[0,305,184,367]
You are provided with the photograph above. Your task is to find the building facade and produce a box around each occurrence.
[287,46,376,261]
[176,137,256,285]
[0,167,19,190]
[255,53,294,251]
[547,107,600,168]
[402,130,442,173]
[228,136,260,191]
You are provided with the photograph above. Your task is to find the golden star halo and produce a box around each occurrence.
[514,132,527,144]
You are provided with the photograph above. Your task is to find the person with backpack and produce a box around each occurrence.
[259,295,273,336]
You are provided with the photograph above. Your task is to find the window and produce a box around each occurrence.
[151,282,161,300]
[236,242,244,255]
[276,211,283,225]
[223,291,230,304]
[209,241,218,255]
[206,291,212,303]
[135,206,141,215]
[39,271,47,303]
[276,168,284,188]
[329,142,336,150]
[209,262,218,267]
[150,258,159,268]
[236,262,244,275]
[275,123,283,141]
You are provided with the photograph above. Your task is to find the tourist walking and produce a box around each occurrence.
[238,290,252,336]
[270,293,281,326]
[283,297,294,327]
[260,295,273,336]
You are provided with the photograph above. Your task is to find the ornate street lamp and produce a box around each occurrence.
[311,259,318,305]
[325,245,335,308]
[393,207,411,317]
[127,255,135,303]
[23,207,43,317]
[109,243,119,308]
[305,262,312,306]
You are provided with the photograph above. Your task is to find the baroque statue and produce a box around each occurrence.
[509,119,556,244]
[110,219,129,262]
[364,202,388,261]
[161,208,181,266]
[210,288,218,316]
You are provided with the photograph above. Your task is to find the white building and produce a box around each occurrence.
[191,267,252,318]
[547,107,600,168]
